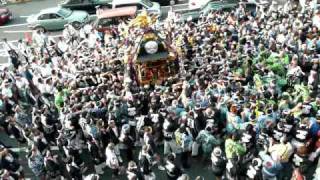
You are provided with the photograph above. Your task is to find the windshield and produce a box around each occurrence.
[58,8,72,17]
[142,0,153,8]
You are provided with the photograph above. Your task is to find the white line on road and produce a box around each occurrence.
[20,15,30,18]
[0,23,28,29]
[4,30,33,33]
[163,4,188,8]
[0,34,62,57]
[8,146,59,152]
[1,34,62,44]
[10,147,28,152]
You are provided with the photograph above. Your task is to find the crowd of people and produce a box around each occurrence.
[1,0,320,180]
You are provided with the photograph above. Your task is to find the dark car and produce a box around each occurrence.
[59,0,112,14]
[176,1,237,22]
[0,7,12,25]
[151,0,177,6]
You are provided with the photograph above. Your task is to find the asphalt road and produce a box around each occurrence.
[0,0,188,41]
[0,0,61,40]
[0,0,188,63]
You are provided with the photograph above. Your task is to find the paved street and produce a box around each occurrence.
[0,0,61,40]
[3,1,315,180]
[0,0,188,41]
[0,0,188,63]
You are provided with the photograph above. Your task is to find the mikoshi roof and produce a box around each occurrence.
[133,29,170,63]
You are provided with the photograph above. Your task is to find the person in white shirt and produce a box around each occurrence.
[84,174,100,180]
[2,38,16,52]
[2,80,13,99]
[299,0,306,13]
[313,10,320,29]
[288,58,305,77]
[57,37,69,53]
[63,24,78,45]
[15,75,29,90]
[17,39,30,63]
[83,23,93,38]
[105,143,120,178]
[87,29,101,49]
[32,30,44,47]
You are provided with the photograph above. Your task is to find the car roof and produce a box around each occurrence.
[97,6,137,19]
[40,7,62,14]
[112,0,142,5]
[204,1,236,9]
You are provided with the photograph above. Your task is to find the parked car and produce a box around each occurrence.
[188,0,211,10]
[59,0,112,14]
[0,7,12,25]
[93,6,137,32]
[201,0,237,15]
[27,7,90,31]
[178,0,237,22]
[111,0,161,16]
[151,0,177,6]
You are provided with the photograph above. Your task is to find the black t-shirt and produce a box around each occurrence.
[139,155,152,175]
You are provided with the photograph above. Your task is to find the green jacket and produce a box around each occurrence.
[54,89,69,110]
[196,130,221,154]
[225,138,246,159]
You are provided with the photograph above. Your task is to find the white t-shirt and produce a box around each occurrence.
[313,15,320,29]
[16,78,29,89]
[40,64,53,77]
[57,40,68,52]
[88,33,98,49]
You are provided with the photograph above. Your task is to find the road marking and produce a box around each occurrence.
[4,30,33,33]
[162,4,189,12]
[0,23,28,29]
[20,15,30,18]
[9,146,59,152]
[0,34,62,57]
[51,146,59,150]
[163,3,188,8]
[10,147,28,152]
[1,34,62,44]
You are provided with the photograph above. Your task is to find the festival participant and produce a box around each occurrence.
[126,161,144,180]
[44,150,63,180]
[174,124,193,169]
[138,145,156,180]
[105,142,121,178]
[0,146,24,179]
[165,153,182,180]
[210,147,226,180]
[0,0,319,179]
[27,145,45,180]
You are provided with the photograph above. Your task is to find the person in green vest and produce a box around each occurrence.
[54,86,69,110]
[196,126,221,159]
[225,133,246,159]
[311,97,320,112]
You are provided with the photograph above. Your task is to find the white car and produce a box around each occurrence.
[111,0,161,15]
[188,0,211,10]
